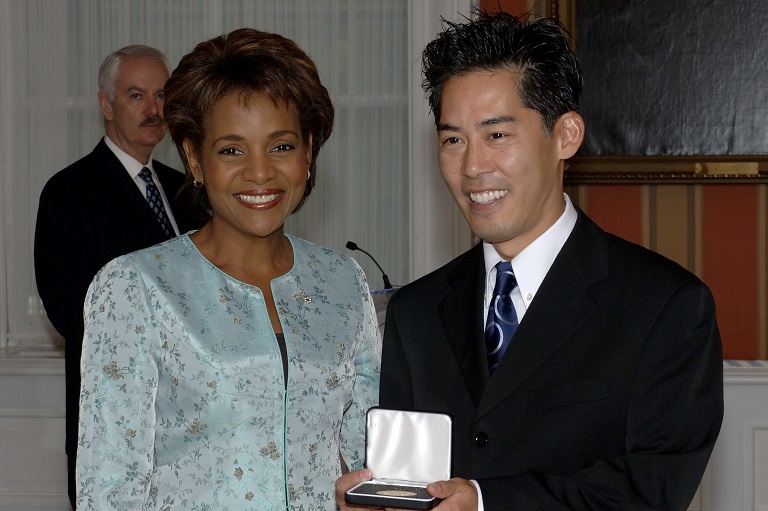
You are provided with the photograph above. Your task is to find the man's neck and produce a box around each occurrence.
[103,133,152,166]
[103,130,152,165]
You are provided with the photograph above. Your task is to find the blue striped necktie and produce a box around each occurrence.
[138,167,174,238]
[485,261,519,374]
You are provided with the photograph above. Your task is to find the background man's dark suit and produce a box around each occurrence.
[34,138,194,504]
[380,209,724,510]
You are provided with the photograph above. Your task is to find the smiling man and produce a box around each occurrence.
[337,11,723,511]
[34,45,200,510]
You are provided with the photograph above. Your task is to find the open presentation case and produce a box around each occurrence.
[345,408,452,509]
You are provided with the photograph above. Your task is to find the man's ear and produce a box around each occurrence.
[555,112,585,160]
[182,139,203,181]
[98,90,113,121]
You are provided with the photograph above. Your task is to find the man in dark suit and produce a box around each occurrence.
[34,45,197,510]
[337,11,723,511]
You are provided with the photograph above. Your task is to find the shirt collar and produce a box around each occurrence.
[103,135,155,179]
[483,193,577,310]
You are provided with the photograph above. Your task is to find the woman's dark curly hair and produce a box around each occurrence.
[164,28,334,222]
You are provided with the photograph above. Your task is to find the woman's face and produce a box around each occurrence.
[184,92,311,241]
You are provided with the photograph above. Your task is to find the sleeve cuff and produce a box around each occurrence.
[470,479,484,511]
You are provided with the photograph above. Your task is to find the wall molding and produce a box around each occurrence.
[723,361,768,384]
[745,419,768,511]
[0,354,63,376]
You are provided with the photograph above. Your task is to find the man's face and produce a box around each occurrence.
[436,69,582,259]
[99,56,169,164]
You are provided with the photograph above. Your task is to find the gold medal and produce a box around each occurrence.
[376,489,418,497]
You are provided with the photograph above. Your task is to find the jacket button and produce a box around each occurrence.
[474,432,488,447]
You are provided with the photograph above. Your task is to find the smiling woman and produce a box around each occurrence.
[0,3,454,510]
[182,93,315,296]
[0,0,412,356]
[75,28,381,510]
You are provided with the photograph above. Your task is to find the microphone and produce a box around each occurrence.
[346,241,393,289]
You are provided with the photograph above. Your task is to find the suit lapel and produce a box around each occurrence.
[93,140,171,240]
[477,212,610,418]
[438,244,490,406]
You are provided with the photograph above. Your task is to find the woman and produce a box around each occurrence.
[77,28,380,510]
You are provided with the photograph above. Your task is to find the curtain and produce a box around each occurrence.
[0,0,409,350]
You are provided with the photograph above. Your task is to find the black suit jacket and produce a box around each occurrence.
[34,138,197,456]
[380,209,723,510]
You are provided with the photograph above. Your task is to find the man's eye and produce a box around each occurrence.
[130,93,142,100]
[442,137,460,145]
[490,133,506,140]
[219,148,243,156]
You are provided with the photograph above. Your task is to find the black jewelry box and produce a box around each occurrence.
[345,408,452,510]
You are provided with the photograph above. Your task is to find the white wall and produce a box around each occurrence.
[0,359,67,511]
[408,0,473,280]
[705,362,768,510]
[0,3,473,509]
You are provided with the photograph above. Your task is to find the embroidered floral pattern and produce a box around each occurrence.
[77,234,381,511]
[260,441,281,460]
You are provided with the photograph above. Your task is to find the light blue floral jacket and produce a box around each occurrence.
[77,234,381,510]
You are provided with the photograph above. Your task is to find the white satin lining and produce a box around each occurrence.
[365,408,452,484]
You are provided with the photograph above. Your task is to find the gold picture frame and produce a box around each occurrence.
[565,156,768,185]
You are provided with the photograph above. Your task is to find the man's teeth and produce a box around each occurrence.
[237,193,281,204]
[470,190,509,204]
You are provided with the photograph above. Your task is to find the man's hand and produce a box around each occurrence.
[336,469,384,511]
[427,478,479,511]
[336,472,478,511]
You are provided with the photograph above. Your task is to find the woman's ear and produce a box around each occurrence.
[182,139,203,181]
[555,112,585,160]
[305,134,313,164]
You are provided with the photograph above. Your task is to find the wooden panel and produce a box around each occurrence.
[577,181,763,359]
[702,185,759,360]
[479,0,529,14]
[653,185,691,270]
[0,363,68,509]
[583,185,642,245]
[708,366,768,510]
[477,0,575,40]
[0,416,67,502]
[760,185,767,360]
[746,420,768,511]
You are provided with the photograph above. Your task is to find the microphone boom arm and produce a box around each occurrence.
[346,241,393,289]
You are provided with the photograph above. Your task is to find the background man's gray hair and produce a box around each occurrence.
[98,45,170,101]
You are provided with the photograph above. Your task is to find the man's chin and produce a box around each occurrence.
[464,214,509,239]
[467,221,519,245]
[143,138,165,147]
[141,130,167,145]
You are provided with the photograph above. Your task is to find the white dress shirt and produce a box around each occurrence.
[472,193,578,511]
[103,135,180,235]
[482,193,578,327]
